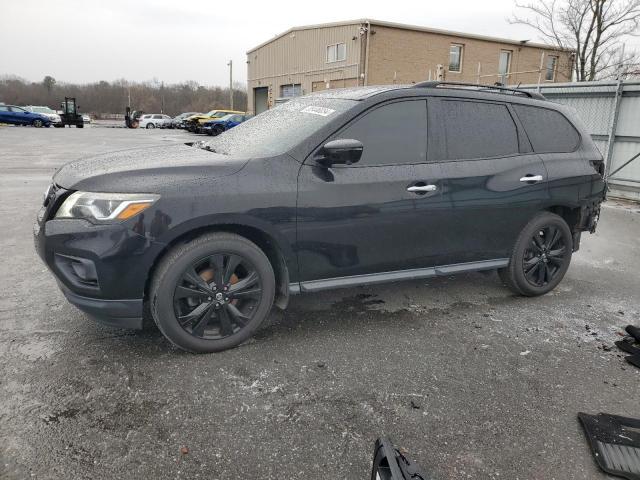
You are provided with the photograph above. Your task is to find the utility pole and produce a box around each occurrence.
[227,60,234,110]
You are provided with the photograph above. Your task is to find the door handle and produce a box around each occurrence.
[519,174,544,183]
[407,184,437,193]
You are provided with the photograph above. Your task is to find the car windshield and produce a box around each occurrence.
[201,97,357,157]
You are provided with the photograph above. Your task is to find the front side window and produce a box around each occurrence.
[513,105,580,153]
[335,100,427,166]
[545,55,558,81]
[439,100,519,160]
[327,43,346,62]
[449,44,463,72]
[10,106,25,112]
[0,106,8,111]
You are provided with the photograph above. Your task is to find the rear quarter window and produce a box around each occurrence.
[513,105,580,153]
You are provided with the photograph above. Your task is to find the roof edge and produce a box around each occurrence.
[246,18,574,54]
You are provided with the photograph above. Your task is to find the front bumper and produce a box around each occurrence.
[59,282,143,329]
[34,185,164,330]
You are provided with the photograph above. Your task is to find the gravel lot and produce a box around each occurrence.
[1,126,639,479]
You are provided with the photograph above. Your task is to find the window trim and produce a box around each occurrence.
[309,97,430,168]
[545,55,558,82]
[449,44,464,73]
[512,103,582,154]
[434,97,523,163]
[326,42,347,63]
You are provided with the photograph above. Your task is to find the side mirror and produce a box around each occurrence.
[316,138,363,167]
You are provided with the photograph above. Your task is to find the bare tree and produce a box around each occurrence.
[511,0,640,80]
[43,75,56,94]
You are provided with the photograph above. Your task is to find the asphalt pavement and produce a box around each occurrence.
[0,125,639,479]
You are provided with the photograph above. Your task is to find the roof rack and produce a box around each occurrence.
[413,81,546,100]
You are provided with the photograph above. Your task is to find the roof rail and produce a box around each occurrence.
[413,81,546,100]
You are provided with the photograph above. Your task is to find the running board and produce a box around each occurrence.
[291,258,509,293]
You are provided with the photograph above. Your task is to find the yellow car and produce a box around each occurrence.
[185,109,244,133]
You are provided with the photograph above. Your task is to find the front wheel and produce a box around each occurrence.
[32,119,43,128]
[146,123,155,129]
[150,232,275,353]
[498,212,573,296]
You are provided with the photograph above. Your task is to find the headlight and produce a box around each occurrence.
[55,192,160,222]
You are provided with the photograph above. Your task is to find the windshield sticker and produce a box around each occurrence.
[301,106,335,117]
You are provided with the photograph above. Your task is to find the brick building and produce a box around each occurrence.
[246,19,574,113]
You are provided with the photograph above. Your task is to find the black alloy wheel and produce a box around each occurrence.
[173,253,262,340]
[522,226,567,287]
[150,232,275,353]
[32,119,43,128]
[499,212,573,296]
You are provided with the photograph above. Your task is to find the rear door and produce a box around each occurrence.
[429,97,549,266]
[296,98,450,285]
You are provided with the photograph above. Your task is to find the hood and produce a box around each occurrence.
[53,143,250,193]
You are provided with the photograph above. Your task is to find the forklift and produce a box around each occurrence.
[55,97,84,128]
[124,106,144,128]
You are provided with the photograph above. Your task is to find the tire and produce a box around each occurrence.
[146,123,155,129]
[150,232,275,353]
[498,212,573,296]
[213,125,224,136]
[32,119,43,128]
[76,123,84,128]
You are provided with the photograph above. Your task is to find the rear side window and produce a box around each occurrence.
[513,105,580,153]
[337,100,427,166]
[439,100,519,160]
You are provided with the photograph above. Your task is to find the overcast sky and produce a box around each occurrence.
[0,0,635,87]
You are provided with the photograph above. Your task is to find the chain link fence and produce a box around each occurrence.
[517,80,640,201]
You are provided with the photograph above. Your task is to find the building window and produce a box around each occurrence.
[449,44,463,72]
[280,84,302,98]
[327,43,346,63]
[545,55,558,81]
[498,50,512,83]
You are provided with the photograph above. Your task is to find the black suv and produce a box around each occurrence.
[34,82,606,353]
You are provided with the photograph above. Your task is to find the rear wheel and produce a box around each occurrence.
[150,232,275,353]
[498,212,573,296]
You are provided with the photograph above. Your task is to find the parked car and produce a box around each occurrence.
[0,105,52,127]
[202,113,253,136]
[171,112,200,129]
[34,82,606,353]
[82,114,92,124]
[184,109,244,133]
[138,114,172,129]
[25,106,61,124]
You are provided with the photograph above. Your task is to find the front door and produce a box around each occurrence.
[296,99,450,287]
[428,97,549,266]
[254,87,268,115]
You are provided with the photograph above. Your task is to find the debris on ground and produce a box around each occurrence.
[578,412,640,480]
[614,325,640,370]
